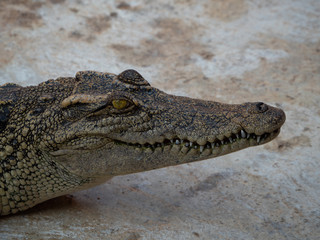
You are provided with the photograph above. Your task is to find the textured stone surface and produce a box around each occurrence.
[0,0,319,239]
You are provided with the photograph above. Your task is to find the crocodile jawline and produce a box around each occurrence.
[116,128,281,153]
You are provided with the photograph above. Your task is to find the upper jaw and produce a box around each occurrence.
[112,126,282,154]
[52,100,285,155]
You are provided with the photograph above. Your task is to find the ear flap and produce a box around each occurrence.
[116,69,150,86]
[0,83,21,132]
[73,71,116,95]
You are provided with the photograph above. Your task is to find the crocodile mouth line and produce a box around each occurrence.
[117,128,281,153]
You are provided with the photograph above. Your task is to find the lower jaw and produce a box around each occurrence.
[115,128,281,159]
[54,128,280,159]
[102,130,281,176]
[128,137,275,162]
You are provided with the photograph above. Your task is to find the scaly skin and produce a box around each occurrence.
[0,69,285,215]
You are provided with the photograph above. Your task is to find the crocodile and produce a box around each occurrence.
[0,69,285,216]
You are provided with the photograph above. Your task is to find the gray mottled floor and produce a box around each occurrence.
[0,0,319,239]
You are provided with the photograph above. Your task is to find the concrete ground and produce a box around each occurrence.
[0,0,319,239]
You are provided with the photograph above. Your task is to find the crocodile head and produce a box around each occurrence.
[0,69,286,215]
[48,69,285,183]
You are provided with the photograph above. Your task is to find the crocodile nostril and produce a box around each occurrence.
[256,102,268,112]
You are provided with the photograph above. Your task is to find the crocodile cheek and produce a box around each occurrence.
[48,142,115,179]
[52,136,113,151]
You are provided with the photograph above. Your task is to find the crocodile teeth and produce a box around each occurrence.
[200,146,204,153]
[241,130,246,138]
[125,128,277,153]
[257,135,261,143]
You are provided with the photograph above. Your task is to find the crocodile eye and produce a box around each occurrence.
[112,99,128,110]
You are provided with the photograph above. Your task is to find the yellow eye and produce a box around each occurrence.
[112,99,128,110]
